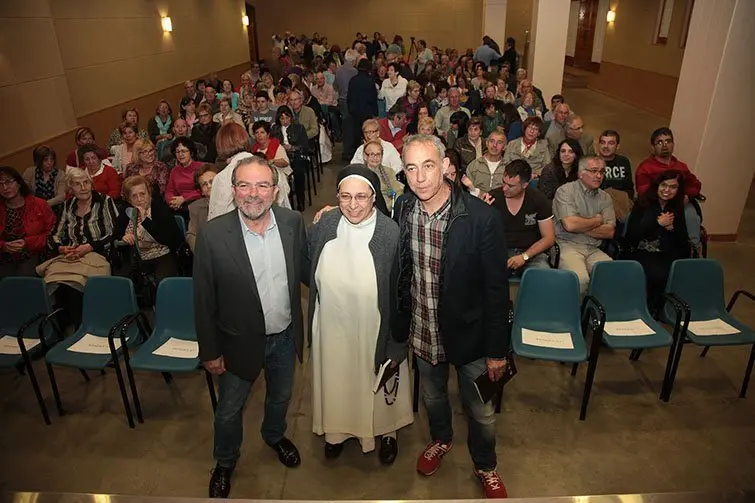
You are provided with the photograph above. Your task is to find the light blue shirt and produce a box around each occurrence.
[239,210,291,334]
[474,44,501,67]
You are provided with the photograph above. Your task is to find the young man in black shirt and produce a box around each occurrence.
[485,159,556,277]
[598,130,634,198]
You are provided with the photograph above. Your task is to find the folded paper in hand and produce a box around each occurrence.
[521,328,574,349]
[473,356,517,404]
[152,338,199,359]
[688,319,740,336]
[604,319,655,337]
[68,333,120,354]
[373,360,399,394]
[0,335,42,355]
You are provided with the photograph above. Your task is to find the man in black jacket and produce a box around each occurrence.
[194,157,308,498]
[394,135,510,498]
[347,58,379,154]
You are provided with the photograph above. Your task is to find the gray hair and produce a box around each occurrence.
[65,167,92,188]
[231,156,279,186]
[578,156,605,173]
[401,134,446,164]
[344,49,358,63]
[566,113,582,127]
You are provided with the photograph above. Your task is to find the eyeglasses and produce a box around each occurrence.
[363,129,380,135]
[198,113,210,118]
[0,179,17,187]
[585,168,606,176]
[234,181,275,192]
[140,149,155,156]
[175,148,191,155]
[364,152,382,158]
[199,180,214,188]
[655,139,673,146]
[337,193,372,203]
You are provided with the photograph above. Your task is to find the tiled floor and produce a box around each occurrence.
[1,88,754,500]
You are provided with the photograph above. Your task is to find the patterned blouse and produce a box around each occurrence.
[125,207,171,262]
[124,161,171,195]
[50,192,119,255]
[0,206,28,264]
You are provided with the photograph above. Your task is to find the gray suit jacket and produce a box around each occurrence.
[193,206,308,382]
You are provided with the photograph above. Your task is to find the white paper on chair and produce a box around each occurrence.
[688,319,740,336]
[67,333,120,354]
[0,335,41,354]
[152,338,198,359]
[522,328,574,349]
[604,320,655,337]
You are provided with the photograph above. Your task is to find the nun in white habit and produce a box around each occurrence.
[306,164,413,464]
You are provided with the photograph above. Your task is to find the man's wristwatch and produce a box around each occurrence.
[522,252,530,262]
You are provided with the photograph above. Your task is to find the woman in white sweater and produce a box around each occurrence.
[378,62,408,111]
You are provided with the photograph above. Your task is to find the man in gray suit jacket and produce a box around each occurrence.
[194,156,308,499]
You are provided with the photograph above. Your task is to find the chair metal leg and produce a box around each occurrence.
[412,355,419,413]
[739,344,755,398]
[112,359,135,428]
[205,369,218,412]
[79,369,91,382]
[570,363,579,376]
[123,358,143,424]
[45,363,64,416]
[700,346,710,358]
[630,349,644,361]
[305,165,312,207]
[24,359,51,425]
[661,337,686,402]
[580,352,601,421]
[162,372,172,384]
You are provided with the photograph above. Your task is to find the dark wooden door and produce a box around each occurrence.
[573,0,599,69]
[245,2,259,62]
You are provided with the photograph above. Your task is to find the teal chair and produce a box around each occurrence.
[511,268,605,420]
[588,261,686,396]
[661,259,755,401]
[44,277,149,428]
[174,215,187,237]
[121,278,217,423]
[0,278,64,424]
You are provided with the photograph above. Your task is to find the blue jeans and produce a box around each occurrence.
[684,202,701,246]
[213,326,295,468]
[415,355,497,471]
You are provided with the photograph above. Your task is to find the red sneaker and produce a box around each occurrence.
[416,440,452,476]
[475,468,508,498]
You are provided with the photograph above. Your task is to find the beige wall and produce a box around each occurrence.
[0,0,250,160]
[603,0,689,77]
[504,0,533,64]
[249,0,484,56]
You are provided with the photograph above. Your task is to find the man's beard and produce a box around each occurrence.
[238,196,272,221]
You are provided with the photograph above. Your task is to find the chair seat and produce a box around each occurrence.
[0,331,56,368]
[129,331,200,373]
[661,312,755,347]
[512,323,587,362]
[602,317,673,350]
[46,330,140,370]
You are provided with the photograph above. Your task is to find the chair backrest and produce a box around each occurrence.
[174,215,187,238]
[589,261,650,320]
[80,277,139,337]
[0,277,52,335]
[528,178,538,189]
[154,278,196,340]
[664,259,725,321]
[514,269,582,332]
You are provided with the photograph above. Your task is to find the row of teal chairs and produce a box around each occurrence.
[0,277,215,427]
[412,259,754,420]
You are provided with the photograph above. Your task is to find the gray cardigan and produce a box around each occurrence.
[306,208,406,371]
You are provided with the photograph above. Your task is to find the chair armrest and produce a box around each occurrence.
[548,242,560,269]
[16,312,47,357]
[727,290,755,312]
[660,293,688,344]
[108,312,148,359]
[580,295,606,357]
[37,308,66,346]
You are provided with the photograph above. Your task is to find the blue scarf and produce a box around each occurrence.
[155,115,172,135]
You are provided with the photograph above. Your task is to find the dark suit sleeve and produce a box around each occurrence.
[480,207,510,357]
[194,226,220,362]
[299,213,310,287]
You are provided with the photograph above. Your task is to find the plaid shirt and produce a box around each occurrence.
[408,197,451,364]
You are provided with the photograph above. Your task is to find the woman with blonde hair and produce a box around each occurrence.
[400,80,423,119]
[124,138,171,196]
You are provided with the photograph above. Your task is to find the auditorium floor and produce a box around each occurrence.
[1,88,754,500]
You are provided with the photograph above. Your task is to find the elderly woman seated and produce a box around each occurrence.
[0,166,56,278]
[65,127,107,170]
[124,139,171,197]
[46,168,119,327]
[77,144,122,200]
[116,176,184,284]
[23,145,66,208]
[213,97,245,127]
[186,164,220,252]
[306,164,412,464]
[362,141,403,214]
[147,100,174,144]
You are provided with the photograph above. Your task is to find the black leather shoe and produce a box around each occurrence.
[324,441,344,459]
[270,437,301,467]
[209,464,233,498]
[379,436,398,465]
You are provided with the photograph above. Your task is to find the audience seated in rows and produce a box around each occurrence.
[77,144,122,199]
[147,100,174,144]
[125,139,171,198]
[107,108,149,151]
[538,138,583,200]
[65,127,107,170]
[463,130,508,195]
[0,166,56,278]
[503,117,549,178]
[352,119,403,174]
[214,98,245,127]
[553,156,615,294]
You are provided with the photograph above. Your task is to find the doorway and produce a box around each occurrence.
[572,0,600,71]
[245,2,259,62]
